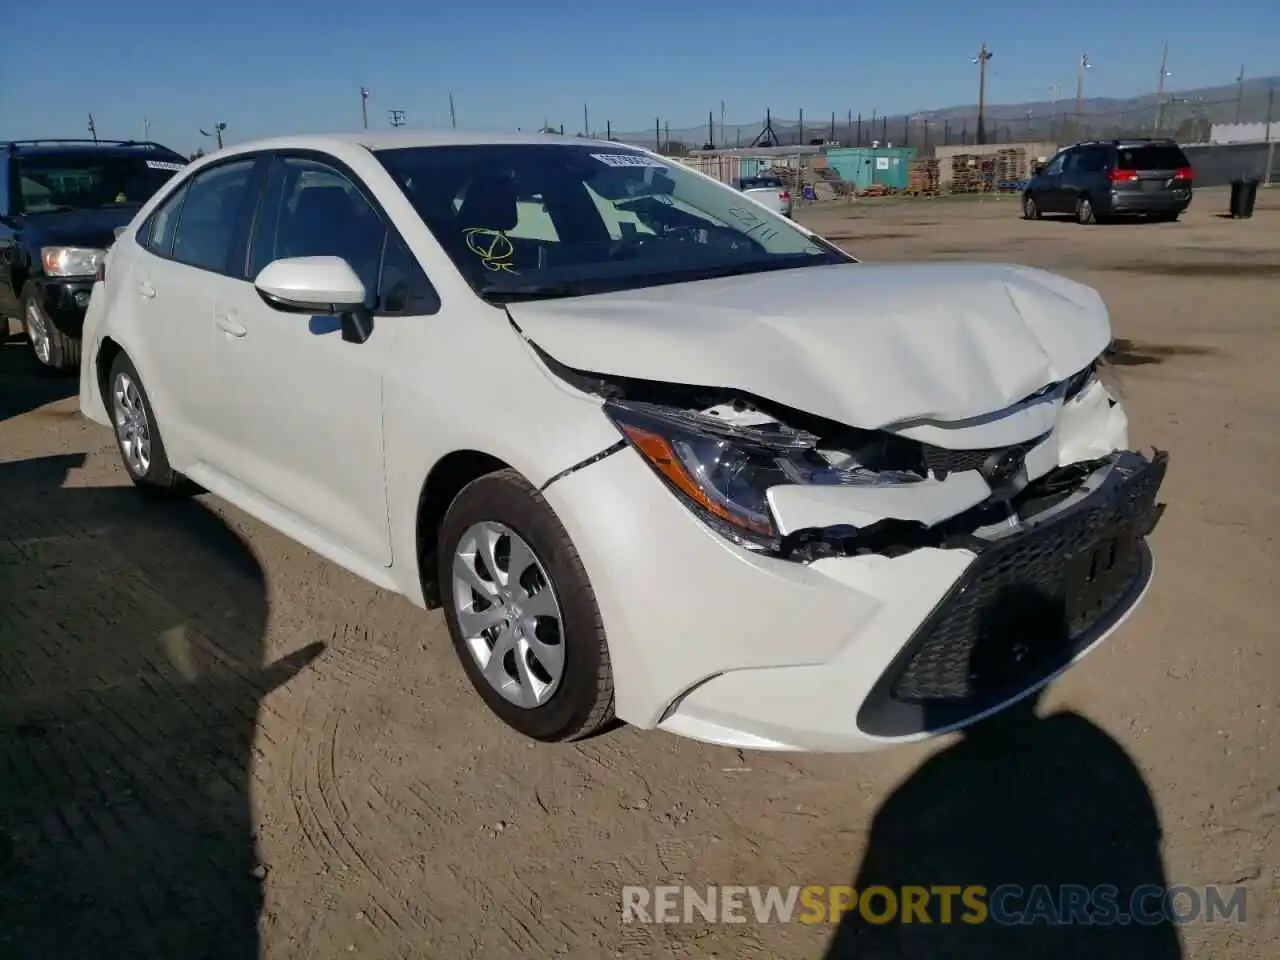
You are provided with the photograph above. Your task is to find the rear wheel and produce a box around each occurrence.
[107,352,188,492]
[21,286,80,374]
[438,469,614,742]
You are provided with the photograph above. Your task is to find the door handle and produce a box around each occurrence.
[215,311,247,338]
[137,281,156,299]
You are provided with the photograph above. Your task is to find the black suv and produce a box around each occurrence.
[1,139,188,372]
[1022,138,1193,225]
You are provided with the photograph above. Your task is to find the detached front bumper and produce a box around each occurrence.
[544,443,1167,753]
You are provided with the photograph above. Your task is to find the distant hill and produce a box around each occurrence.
[625,76,1278,151]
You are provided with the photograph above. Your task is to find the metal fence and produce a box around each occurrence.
[605,85,1277,155]
[1183,142,1277,187]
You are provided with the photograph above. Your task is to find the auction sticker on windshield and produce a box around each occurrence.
[591,153,668,168]
[146,160,185,171]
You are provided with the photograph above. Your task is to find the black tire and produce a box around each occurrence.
[1022,193,1041,220]
[20,285,81,374]
[106,352,189,493]
[1076,195,1098,225]
[437,469,614,742]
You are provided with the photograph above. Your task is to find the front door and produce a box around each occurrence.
[213,154,395,567]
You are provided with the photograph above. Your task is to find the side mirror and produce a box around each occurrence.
[254,256,367,315]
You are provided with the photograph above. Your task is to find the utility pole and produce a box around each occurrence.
[200,122,226,149]
[973,42,993,145]
[1153,41,1171,134]
[1075,54,1091,117]
[1264,83,1275,187]
[720,101,726,150]
[143,118,150,141]
[1235,64,1245,124]
[388,109,406,128]
[87,113,98,142]
[1049,82,1062,141]
[361,87,370,129]
[449,92,457,129]
[584,104,590,138]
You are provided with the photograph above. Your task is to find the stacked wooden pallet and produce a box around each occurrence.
[949,154,979,193]
[995,148,1028,189]
[907,158,940,196]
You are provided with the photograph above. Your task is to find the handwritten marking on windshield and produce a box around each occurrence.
[464,228,520,273]
[726,206,780,243]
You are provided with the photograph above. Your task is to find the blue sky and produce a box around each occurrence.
[2,0,1276,154]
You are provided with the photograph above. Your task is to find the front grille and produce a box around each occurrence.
[886,451,1168,706]
[921,433,1049,478]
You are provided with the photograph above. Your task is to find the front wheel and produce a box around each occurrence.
[1076,196,1098,225]
[438,469,614,742]
[21,286,80,374]
[1022,194,1041,220]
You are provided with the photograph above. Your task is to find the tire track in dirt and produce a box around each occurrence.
[283,679,452,951]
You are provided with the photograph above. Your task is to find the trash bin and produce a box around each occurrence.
[1229,177,1260,218]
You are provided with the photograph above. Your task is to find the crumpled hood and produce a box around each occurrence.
[507,262,1113,429]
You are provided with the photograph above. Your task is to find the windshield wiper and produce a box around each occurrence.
[477,281,588,303]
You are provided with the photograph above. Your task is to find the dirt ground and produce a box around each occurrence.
[1,186,1276,959]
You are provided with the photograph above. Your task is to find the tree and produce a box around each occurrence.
[189,148,206,161]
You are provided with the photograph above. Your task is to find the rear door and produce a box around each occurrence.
[1112,143,1192,199]
[1061,145,1109,209]
[125,156,262,465]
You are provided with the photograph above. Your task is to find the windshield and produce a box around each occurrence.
[375,143,847,300]
[14,151,186,214]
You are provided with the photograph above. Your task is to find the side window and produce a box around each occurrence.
[171,159,257,273]
[1078,148,1108,173]
[378,232,440,315]
[1042,153,1066,176]
[248,157,384,306]
[143,180,190,257]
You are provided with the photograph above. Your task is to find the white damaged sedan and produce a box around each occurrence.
[79,131,1167,752]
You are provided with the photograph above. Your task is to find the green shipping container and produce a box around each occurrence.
[825,147,916,191]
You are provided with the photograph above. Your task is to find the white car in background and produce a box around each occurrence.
[79,131,1167,752]
[732,174,793,217]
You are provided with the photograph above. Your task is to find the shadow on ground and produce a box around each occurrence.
[0,330,79,423]
[824,584,1182,959]
[0,454,324,959]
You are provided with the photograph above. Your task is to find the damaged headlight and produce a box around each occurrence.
[1065,353,1126,404]
[605,399,922,551]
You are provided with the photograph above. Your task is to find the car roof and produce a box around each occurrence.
[206,129,641,159]
[3,140,186,159]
